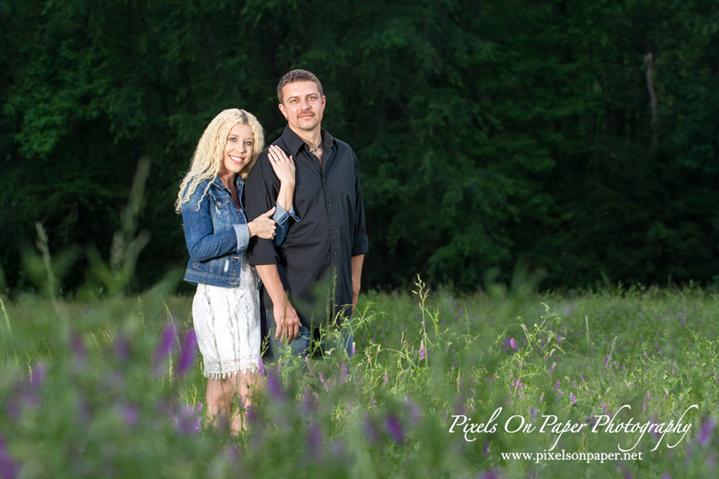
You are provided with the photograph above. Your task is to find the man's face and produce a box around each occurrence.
[279,81,325,132]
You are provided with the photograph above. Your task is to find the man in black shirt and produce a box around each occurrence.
[245,69,368,362]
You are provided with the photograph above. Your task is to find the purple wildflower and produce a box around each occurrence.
[318,372,329,391]
[602,403,607,413]
[530,406,537,422]
[605,355,610,365]
[340,363,348,383]
[479,469,501,479]
[554,380,560,392]
[351,342,356,356]
[0,436,19,479]
[385,415,404,442]
[119,404,140,427]
[363,416,380,444]
[307,421,325,460]
[483,441,489,455]
[177,329,198,376]
[696,417,716,446]
[267,371,285,400]
[176,403,202,435]
[407,400,421,426]
[570,392,577,404]
[30,362,46,388]
[383,373,388,384]
[71,334,86,363]
[507,397,511,406]
[154,322,178,361]
[539,393,544,403]
[510,338,516,349]
[419,343,426,360]
[258,358,265,376]
[115,334,130,361]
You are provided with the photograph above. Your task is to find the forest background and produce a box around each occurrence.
[1,0,718,294]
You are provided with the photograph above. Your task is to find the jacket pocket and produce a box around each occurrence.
[212,196,231,219]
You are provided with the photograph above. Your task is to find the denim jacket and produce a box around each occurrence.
[181,176,298,287]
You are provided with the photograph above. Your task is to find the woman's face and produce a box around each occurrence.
[218,123,254,178]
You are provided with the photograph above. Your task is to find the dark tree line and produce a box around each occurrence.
[1,0,718,293]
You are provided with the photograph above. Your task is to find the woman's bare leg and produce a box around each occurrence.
[205,377,234,429]
[226,369,262,434]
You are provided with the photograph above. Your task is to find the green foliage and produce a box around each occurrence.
[2,0,719,292]
[2,278,719,477]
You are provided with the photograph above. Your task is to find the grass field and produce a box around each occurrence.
[1,278,718,478]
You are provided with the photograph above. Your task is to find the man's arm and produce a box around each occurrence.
[350,151,369,316]
[246,151,302,343]
[255,264,301,343]
[351,254,364,315]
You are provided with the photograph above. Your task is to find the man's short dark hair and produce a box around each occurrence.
[277,69,324,104]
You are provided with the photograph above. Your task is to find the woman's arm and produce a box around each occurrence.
[267,145,299,246]
[181,187,276,262]
[267,145,295,213]
[181,192,239,262]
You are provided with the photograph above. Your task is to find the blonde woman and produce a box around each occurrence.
[176,109,296,433]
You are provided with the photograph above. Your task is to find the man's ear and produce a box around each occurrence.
[278,103,288,120]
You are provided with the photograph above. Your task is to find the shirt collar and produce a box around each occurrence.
[280,125,335,156]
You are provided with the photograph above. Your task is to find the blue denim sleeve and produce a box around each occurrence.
[272,202,300,246]
[272,202,300,225]
[181,189,246,262]
[232,224,250,252]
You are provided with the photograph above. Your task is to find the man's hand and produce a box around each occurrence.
[351,254,364,316]
[274,299,301,343]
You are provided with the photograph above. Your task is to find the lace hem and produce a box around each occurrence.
[203,357,260,379]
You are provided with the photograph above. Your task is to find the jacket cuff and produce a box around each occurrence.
[273,202,301,225]
[232,223,250,252]
[351,234,369,256]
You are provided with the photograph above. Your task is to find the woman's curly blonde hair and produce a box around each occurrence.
[175,108,264,213]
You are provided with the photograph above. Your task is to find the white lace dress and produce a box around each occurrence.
[191,252,261,379]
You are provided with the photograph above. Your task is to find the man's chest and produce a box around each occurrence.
[293,156,355,220]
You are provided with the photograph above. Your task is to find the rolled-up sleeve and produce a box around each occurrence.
[245,154,281,265]
[351,154,369,256]
[273,202,300,225]
[232,224,250,252]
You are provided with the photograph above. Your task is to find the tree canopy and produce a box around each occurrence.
[2,0,718,293]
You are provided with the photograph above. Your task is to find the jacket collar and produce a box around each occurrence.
[210,174,244,193]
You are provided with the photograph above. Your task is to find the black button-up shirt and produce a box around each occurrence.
[245,126,369,327]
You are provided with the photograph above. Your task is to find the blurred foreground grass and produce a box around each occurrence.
[1,281,718,479]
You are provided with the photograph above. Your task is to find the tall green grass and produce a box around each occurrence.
[1,278,718,478]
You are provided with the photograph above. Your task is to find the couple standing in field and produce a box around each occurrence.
[175,69,369,434]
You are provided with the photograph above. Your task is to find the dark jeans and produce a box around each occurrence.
[261,308,354,368]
